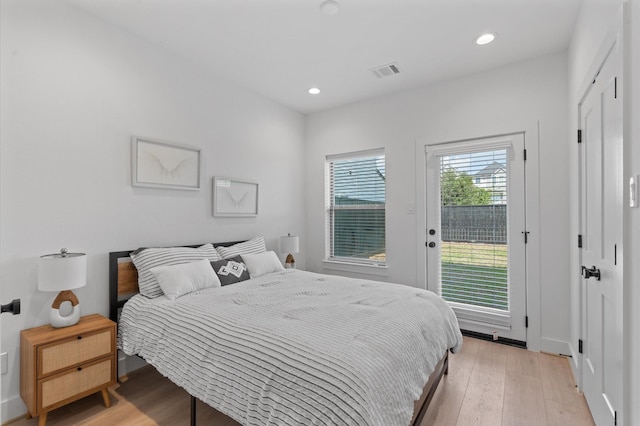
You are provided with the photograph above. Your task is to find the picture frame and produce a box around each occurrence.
[131,136,201,190]
[213,177,259,217]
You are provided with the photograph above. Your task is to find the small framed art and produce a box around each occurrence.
[213,177,259,217]
[131,136,201,190]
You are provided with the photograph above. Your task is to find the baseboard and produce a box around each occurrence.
[461,329,526,348]
[566,341,582,391]
[461,331,572,356]
[1,395,27,425]
[540,337,571,356]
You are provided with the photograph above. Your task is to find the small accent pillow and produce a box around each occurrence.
[150,259,221,300]
[242,251,284,278]
[210,256,251,286]
[130,244,221,298]
[216,236,266,259]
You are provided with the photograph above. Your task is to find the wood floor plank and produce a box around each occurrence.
[473,338,508,374]
[502,370,546,425]
[454,367,505,426]
[538,353,586,409]
[10,367,240,426]
[454,339,507,426]
[506,345,541,379]
[544,397,595,426]
[420,337,478,426]
[8,338,594,426]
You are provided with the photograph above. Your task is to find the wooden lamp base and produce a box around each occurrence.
[50,290,81,328]
[285,253,296,269]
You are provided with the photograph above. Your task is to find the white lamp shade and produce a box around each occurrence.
[38,251,87,292]
[280,235,299,254]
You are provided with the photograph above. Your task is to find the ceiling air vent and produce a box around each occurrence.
[370,62,401,79]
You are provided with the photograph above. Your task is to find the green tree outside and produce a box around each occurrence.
[440,167,491,206]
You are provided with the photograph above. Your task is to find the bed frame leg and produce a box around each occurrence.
[191,395,196,426]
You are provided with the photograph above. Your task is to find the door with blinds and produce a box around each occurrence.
[425,134,527,343]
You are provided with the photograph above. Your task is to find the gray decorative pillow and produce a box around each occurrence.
[210,256,251,286]
[130,244,221,298]
[216,236,266,259]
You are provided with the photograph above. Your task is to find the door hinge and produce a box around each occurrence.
[523,149,527,161]
[578,339,583,354]
[614,77,617,99]
[522,231,529,244]
[578,234,583,248]
[525,316,529,328]
[577,129,582,144]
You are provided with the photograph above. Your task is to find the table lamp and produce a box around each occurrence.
[38,248,87,328]
[280,234,299,269]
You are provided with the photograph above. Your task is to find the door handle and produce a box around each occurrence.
[1,299,20,315]
[582,265,601,281]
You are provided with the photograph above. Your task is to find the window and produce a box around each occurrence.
[439,148,509,310]
[325,149,386,265]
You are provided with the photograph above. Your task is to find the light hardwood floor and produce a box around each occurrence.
[9,337,594,426]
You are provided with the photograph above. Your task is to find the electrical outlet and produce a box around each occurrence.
[492,331,498,341]
[1,352,7,375]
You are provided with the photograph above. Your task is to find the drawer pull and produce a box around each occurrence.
[77,367,82,371]
[77,336,82,340]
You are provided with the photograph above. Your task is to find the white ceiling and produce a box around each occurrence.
[66,0,582,114]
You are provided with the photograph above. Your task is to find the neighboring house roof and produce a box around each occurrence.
[474,161,505,178]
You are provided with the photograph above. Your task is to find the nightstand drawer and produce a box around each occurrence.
[39,358,113,410]
[38,329,113,377]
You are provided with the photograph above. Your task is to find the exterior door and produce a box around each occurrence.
[579,42,623,426]
[426,134,527,343]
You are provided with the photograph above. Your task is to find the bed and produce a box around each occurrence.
[109,241,463,426]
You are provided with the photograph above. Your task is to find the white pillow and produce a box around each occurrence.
[150,259,221,300]
[242,251,284,278]
[130,243,221,298]
[216,236,266,259]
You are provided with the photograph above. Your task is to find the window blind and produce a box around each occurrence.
[326,150,386,265]
[439,149,509,311]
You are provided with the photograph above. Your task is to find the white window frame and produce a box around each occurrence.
[324,148,387,268]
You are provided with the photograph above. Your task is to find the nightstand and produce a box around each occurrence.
[20,314,116,426]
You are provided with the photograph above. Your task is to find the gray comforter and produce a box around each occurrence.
[119,269,462,426]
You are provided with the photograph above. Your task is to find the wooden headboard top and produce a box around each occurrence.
[108,241,243,323]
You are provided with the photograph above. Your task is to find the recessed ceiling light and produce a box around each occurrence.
[320,0,340,15]
[476,33,497,45]
[308,87,321,95]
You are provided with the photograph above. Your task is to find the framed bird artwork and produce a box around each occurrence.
[213,177,259,217]
[131,136,201,190]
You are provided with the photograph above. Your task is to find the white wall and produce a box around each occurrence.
[305,53,570,354]
[0,0,306,421]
